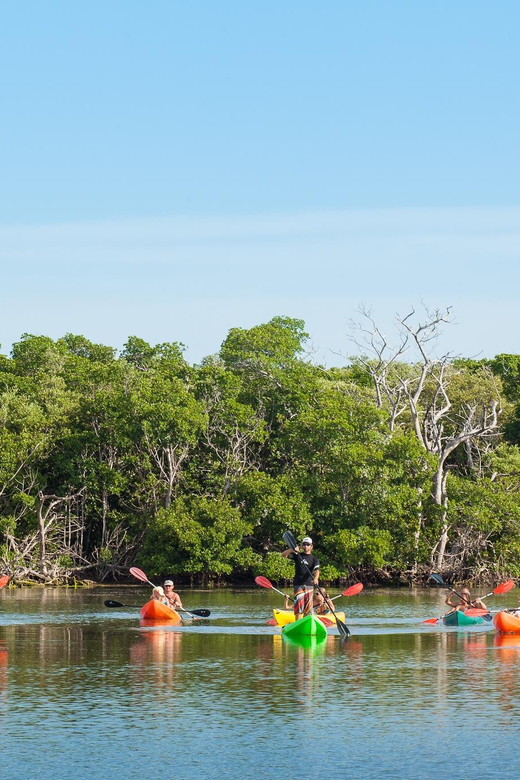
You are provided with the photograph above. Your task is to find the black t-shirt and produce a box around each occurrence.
[289,552,319,588]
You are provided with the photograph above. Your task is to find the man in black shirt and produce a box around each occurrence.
[282,536,319,620]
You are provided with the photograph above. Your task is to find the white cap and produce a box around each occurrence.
[164,580,174,586]
[301,536,313,544]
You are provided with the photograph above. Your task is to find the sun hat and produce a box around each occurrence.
[301,536,313,544]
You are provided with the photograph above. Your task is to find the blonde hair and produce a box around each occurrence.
[153,586,165,599]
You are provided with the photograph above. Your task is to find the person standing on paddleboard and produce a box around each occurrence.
[282,536,319,620]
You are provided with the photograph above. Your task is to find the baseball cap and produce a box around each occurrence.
[164,580,174,586]
[301,536,313,544]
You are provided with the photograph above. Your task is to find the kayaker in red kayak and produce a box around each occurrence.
[445,586,487,614]
[282,536,320,620]
[163,580,183,610]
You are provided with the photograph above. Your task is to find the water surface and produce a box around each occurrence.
[1,586,520,779]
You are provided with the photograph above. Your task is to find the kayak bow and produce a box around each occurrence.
[140,600,182,623]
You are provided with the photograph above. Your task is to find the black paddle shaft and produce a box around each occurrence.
[428,574,483,608]
[283,531,350,638]
[104,600,210,617]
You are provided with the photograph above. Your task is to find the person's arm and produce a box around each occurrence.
[312,560,319,586]
[472,598,487,610]
[282,547,298,558]
[284,594,291,609]
[445,591,458,608]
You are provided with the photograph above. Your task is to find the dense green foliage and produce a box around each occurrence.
[1,319,520,584]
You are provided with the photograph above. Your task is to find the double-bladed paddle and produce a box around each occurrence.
[104,599,210,617]
[129,567,210,619]
[255,575,292,601]
[423,574,514,624]
[255,574,363,602]
[256,577,336,627]
[282,531,351,638]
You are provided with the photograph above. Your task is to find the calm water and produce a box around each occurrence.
[1,585,520,779]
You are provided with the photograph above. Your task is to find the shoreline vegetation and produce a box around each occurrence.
[2,309,520,588]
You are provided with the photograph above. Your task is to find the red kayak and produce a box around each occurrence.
[139,600,182,623]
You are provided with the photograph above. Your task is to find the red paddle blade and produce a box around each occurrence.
[129,567,149,583]
[422,618,439,624]
[266,618,277,625]
[465,608,490,617]
[494,580,515,595]
[0,575,9,588]
[255,576,273,589]
[343,583,363,597]
[318,616,334,627]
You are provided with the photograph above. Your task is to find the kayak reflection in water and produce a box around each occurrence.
[282,536,320,620]
[445,586,487,614]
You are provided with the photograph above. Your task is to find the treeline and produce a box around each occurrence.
[2,311,520,586]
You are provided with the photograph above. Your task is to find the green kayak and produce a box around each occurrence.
[281,614,328,639]
[442,610,491,626]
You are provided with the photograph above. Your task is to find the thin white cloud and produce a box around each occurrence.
[1,205,519,362]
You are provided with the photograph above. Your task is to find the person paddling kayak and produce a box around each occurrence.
[163,579,183,610]
[445,586,487,614]
[282,536,319,620]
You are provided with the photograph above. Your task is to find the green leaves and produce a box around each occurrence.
[2,321,520,584]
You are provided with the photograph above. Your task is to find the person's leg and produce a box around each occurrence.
[302,586,313,616]
[293,588,305,620]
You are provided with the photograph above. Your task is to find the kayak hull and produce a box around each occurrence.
[273,609,346,627]
[493,611,520,634]
[281,614,328,639]
[442,610,489,626]
[140,600,182,623]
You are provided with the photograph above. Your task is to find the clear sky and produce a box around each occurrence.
[1,1,519,364]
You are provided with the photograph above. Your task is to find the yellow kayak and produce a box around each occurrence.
[273,608,346,627]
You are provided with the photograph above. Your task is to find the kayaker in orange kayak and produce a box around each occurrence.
[152,586,168,604]
[445,586,487,614]
[282,536,320,620]
[163,580,183,610]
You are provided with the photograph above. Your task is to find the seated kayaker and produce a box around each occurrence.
[445,586,487,613]
[313,588,335,614]
[152,586,168,605]
[163,579,183,610]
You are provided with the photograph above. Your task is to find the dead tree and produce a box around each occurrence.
[349,305,502,570]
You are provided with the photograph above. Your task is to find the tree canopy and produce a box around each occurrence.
[1,314,520,585]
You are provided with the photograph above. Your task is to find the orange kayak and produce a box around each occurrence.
[493,611,520,634]
[140,600,182,623]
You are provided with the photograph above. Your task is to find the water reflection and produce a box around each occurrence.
[2,590,520,779]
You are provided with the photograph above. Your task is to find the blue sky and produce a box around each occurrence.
[1,1,519,364]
